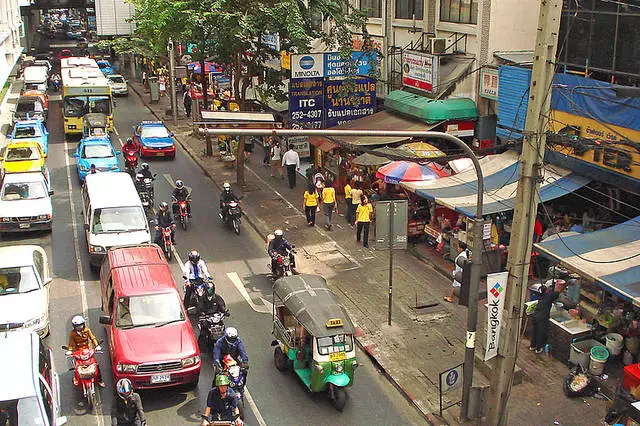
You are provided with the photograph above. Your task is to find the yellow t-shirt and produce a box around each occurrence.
[322,187,336,204]
[304,191,319,207]
[344,184,352,200]
[355,203,373,222]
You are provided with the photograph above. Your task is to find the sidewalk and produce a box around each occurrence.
[127,77,608,425]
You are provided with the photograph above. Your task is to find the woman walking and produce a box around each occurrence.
[321,180,337,230]
[303,184,319,226]
[355,196,373,248]
[270,140,282,178]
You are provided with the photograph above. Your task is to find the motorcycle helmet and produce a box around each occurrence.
[175,179,184,189]
[188,250,200,264]
[126,137,133,144]
[135,173,144,182]
[160,201,169,211]
[215,374,230,387]
[141,163,150,171]
[116,378,133,398]
[223,182,231,192]
[224,327,238,344]
[206,281,216,299]
[71,315,85,331]
[274,229,283,242]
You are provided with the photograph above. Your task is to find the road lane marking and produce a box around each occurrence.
[63,140,105,425]
[245,389,267,426]
[117,137,124,147]
[162,173,192,194]
[226,272,270,314]
[113,127,119,136]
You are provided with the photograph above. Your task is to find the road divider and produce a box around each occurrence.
[226,272,271,314]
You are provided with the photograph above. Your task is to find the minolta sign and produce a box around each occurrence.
[291,51,376,79]
[292,53,324,78]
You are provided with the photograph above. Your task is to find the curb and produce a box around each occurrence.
[131,82,440,424]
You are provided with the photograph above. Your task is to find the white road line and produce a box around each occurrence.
[244,165,362,268]
[63,140,105,425]
[244,389,267,426]
[226,272,270,314]
[117,137,124,147]
[113,127,119,136]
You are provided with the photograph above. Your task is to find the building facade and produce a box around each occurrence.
[0,0,25,89]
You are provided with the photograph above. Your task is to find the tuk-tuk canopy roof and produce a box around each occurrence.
[273,274,356,338]
[83,113,108,128]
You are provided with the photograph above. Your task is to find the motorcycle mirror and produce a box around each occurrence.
[291,244,296,248]
[61,345,68,350]
[98,315,112,325]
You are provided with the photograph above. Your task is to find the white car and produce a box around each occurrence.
[107,74,129,96]
[0,172,53,233]
[0,245,52,337]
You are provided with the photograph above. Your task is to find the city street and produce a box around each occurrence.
[0,80,423,425]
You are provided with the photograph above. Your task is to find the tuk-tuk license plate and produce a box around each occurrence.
[19,223,30,229]
[150,373,171,384]
[329,352,347,362]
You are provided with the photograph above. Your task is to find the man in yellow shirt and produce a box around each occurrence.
[303,184,319,226]
[322,180,337,230]
[354,196,373,248]
[344,180,352,224]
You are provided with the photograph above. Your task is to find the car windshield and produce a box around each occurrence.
[16,102,43,113]
[115,293,184,329]
[5,147,39,161]
[0,266,41,295]
[141,126,170,138]
[0,396,45,425]
[98,62,110,69]
[13,126,43,139]
[91,206,147,233]
[1,181,47,201]
[317,334,353,355]
[83,144,113,159]
[109,76,125,84]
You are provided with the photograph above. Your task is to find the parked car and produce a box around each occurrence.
[12,97,47,127]
[96,59,115,75]
[132,121,176,159]
[8,120,50,155]
[106,74,128,96]
[0,245,53,337]
[21,90,49,111]
[0,141,47,175]
[33,59,52,75]
[0,332,67,426]
[74,136,121,181]
[99,245,201,389]
[0,172,53,233]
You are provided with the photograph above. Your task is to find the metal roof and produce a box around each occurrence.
[494,51,534,66]
[273,274,356,337]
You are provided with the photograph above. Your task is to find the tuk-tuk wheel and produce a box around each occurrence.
[331,387,347,411]
[274,347,291,372]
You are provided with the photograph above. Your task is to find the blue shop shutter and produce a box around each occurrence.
[496,65,531,141]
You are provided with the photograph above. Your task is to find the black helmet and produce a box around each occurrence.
[176,180,184,189]
[160,201,169,210]
[126,137,133,144]
[141,163,150,170]
[188,250,200,264]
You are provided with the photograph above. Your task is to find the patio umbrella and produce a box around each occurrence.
[373,146,419,159]
[188,61,222,74]
[352,152,391,167]
[398,142,445,159]
[376,161,450,185]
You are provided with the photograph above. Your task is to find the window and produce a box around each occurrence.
[361,0,382,18]
[91,206,147,234]
[38,377,53,424]
[141,126,171,139]
[0,266,41,295]
[440,0,478,24]
[33,250,45,283]
[115,293,184,329]
[317,334,354,355]
[396,0,423,19]
[39,339,52,385]
[1,181,47,201]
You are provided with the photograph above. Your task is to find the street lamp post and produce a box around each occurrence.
[167,38,178,126]
[198,127,485,420]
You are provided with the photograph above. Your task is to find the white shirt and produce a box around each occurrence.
[183,259,211,280]
[271,145,281,161]
[281,149,300,168]
[452,250,468,287]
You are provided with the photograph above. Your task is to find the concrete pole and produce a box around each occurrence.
[485,0,564,424]
[168,39,178,126]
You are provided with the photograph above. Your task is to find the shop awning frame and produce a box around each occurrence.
[535,217,640,306]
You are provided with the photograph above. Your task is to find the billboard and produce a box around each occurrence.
[288,78,324,128]
[291,54,325,79]
[324,78,376,128]
[292,51,377,79]
[402,51,438,94]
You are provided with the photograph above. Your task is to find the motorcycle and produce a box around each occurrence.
[139,190,152,215]
[124,151,138,177]
[270,248,296,280]
[197,310,228,349]
[225,364,247,420]
[51,79,61,91]
[220,201,241,235]
[159,226,173,260]
[62,342,103,412]
[173,196,191,230]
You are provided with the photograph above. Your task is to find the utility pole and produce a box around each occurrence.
[485,0,563,424]
[168,38,178,126]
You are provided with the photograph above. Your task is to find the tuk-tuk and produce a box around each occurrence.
[271,274,358,410]
[82,113,108,138]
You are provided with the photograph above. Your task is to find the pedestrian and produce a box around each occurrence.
[244,136,254,162]
[262,136,271,166]
[270,139,282,178]
[142,70,147,88]
[281,144,300,189]
[530,280,568,353]
[350,181,363,226]
[158,74,166,96]
[444,242,468,303]
[344,179,352,224]
[354,195,373,247]
[321,179,337,230]
[303,184,319,226]
[183,90,192,118]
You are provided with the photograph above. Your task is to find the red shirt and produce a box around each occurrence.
[534,219,543,241]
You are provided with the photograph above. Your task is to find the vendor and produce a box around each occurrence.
[530,280,569,354]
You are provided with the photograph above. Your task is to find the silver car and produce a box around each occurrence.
[107,74,128,96]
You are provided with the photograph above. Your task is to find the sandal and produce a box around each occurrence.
[443,297,453,303]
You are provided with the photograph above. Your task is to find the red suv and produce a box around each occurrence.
[98,245,201,389]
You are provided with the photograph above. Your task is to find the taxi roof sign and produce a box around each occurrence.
[141,120,164,125]
[326,318,343,328]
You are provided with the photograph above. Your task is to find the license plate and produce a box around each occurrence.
[329,352,347,362]
[150,373,171,384]
[156,152,165,156]
[19,223,31,229]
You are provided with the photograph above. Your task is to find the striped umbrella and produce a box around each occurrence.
[376,161,450,185]
[398,142,445,159]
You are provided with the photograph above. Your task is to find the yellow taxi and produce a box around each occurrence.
[1,141,47,174]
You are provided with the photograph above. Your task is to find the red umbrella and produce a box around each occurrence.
[376,161,449,184]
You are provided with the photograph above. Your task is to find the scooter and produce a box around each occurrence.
[173,196,191,230]
[124,151,138,177]
[197,310,228,348]
[184,277,209,312]
[159,226,173,260]
[220,201,241,235]
[269,248,296,280]
[62,342,103,412]
[225,363,247,420]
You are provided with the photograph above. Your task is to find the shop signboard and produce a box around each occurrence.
[288,78,324,128]
[402,50,438,94]
[479,67,499,100]
[291,53,325,79]
[324,78,376,128]
[288,135,310,158]
[281,51,291,70]
[261,33,280,51]
[484,272,508,361]
[375,200,408,250]
[215,76,231,90]
[324,51,377,78]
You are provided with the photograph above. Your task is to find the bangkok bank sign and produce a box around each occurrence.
[484,272,508,361]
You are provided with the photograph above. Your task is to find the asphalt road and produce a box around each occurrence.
[1,46,424,426]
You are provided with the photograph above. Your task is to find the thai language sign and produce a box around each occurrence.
[402,50,438,94]
[324,78,376,127]
[288,78,324,128]
[292,51,377,79]
[484,272,508,361]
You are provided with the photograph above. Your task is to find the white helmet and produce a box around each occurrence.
[274,229,283,237]
[71,315,85,330]
[223,182,231,191]
[224,327,238,344]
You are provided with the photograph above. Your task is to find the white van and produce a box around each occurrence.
[23,66,49,92]
[82,172,151,267]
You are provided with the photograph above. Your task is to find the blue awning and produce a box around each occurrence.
[402,151,591,217]
[535,217,640,305]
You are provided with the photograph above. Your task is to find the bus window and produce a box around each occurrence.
[63,97,87,117]
[89,96,111,114]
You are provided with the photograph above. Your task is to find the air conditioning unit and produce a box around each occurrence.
[430,37,457,54]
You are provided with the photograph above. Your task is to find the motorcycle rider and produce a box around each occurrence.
[219,182,240,220]
[213,327,249,377]
[198,281,228,316]
[154,202,176,246]
[111,378,146,426]
[50,72,61,90]
[66,315,105,387]
[268,229,296,276]
[183,250,211,308]
[201,375,241,426]
[137,163,154,181]
[122,137,139,157]
[172,179,192,218]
